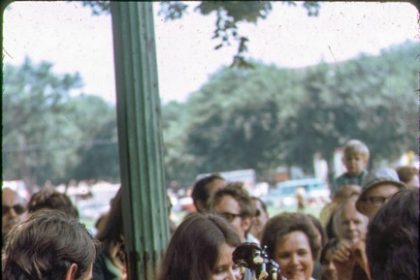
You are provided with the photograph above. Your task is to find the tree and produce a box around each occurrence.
[78,1,320,66]
[285,41,419,172]
[3,58,82,187]
[182,63,303,181]
[3,58,120,188]
[161,41,418,184]
[63,95,119,182]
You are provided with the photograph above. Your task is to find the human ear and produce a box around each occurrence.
[241,217,252,232]
[65,263,78,280]
[194,200,206,212]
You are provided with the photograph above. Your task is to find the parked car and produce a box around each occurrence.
[263,178,330,208]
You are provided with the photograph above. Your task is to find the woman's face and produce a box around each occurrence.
[274,231,314,280]
[211,243,241,280]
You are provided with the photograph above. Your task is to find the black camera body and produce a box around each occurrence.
[232,242,282,280]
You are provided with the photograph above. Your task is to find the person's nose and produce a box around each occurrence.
[327,260,335,271]
[6,207,18,218]
[290,254,299,266]
[348,221,356,231]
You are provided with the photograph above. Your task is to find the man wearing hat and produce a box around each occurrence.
[356,167,406,219]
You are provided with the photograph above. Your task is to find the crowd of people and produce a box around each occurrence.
[2,139,419,280]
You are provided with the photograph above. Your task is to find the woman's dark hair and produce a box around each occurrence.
[307,214,327,248]
[28,188,79,218]
[261,212,321,261]
[366,188,419,280]
[158,213,241,280]
[2,209,98,280]
[319,238,338,265]
[95,187,123,247]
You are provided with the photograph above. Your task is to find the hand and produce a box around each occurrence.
[332,240,353,264]
[352,240,371,280]
[331,240,355,280]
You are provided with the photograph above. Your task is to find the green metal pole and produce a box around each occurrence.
[110,2,169,279]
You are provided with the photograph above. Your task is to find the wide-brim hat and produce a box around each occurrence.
[356,167,406,213]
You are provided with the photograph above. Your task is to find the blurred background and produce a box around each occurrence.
[2,1,418,233]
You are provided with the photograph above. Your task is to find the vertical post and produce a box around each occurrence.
[110,2,169,279]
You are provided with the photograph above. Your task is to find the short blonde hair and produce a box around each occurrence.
[343,139,370,160]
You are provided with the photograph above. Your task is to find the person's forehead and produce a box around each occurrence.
[366,183,399,196]
[2,188,20,205]
[277,230,310,251]
[207,179,226,194]
[344,150,366,158]
[216,242,235,264]
[342,205,364,220]
[214,195,240,212]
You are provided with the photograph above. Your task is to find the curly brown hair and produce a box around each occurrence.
[210,182,255,217]
[261,212,321,261]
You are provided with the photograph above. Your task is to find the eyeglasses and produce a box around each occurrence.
[2,204,26,215]
[217,212,243,223]
[360,196,389,205]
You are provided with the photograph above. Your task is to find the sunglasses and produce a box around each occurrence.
[360,196,389,205]
[2,204,26,215]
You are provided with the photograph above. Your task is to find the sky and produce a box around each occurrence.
[3,1,419,104]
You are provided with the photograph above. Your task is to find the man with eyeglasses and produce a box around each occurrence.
[2,187,28,246]
[356,167,406,219]
[210,182,258,244]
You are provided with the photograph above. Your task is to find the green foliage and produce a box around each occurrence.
[4,42,416,189]
[2,58,119,187]
[161,41,419,185]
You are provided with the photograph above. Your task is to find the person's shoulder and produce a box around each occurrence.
[334,173,349,181]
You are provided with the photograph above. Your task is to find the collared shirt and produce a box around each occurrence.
[331,170,368,195]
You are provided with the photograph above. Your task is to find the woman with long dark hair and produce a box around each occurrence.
[158,213,242,280]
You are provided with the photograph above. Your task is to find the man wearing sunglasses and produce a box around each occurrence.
[356,167,406,219]
[210,182,257,244]
[2,187,28,246]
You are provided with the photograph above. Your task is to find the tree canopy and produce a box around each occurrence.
[2,42,417,189]
[3,58,118,188]
[161,41,419,186]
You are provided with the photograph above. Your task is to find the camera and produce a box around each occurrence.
[232,242,282,280]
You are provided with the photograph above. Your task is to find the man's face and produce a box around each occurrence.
[358,183,400,219]
[335,203,368,243]
[343,152,367,175]
[213,195,249,242]
[2,188,27,237]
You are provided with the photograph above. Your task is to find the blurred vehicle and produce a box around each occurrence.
[263,178,330,207]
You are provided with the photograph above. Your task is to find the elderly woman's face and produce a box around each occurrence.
[211,243,241,280]
[274,231,313,280]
